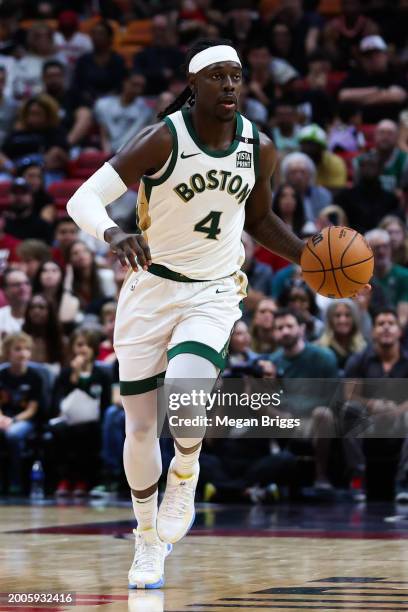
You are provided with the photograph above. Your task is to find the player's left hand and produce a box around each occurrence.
[104,227,152,271]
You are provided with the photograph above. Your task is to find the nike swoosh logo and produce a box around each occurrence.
[216,288,229,294]
[181,152,201,159]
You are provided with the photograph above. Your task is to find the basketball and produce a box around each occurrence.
[301,226,374,298]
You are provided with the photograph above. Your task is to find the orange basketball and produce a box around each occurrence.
[300,226,374,298]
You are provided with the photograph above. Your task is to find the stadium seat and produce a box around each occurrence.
[48,179,84,211]
[68,152,110,179]
[337,150,359,183]
[319,0,341,15]
[360,124,376,149]
[116,45,142,68]
[120,20,152,46]
[79,17,121,45]
[0,181,11,212]
[20,19,58,30]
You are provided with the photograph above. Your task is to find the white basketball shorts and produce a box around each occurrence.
[113,264,247,395]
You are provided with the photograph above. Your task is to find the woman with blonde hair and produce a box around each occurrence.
[317,299,366,374]
[379,215,408,267]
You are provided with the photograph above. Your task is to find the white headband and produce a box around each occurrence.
[188,45,241,74]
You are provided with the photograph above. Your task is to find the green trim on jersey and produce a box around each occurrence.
[181,108,243,158]
[252,121,260,180]
[143,116,178,200]
[168,341,228,370]
[148,263,207,283]
[120,371,166,395]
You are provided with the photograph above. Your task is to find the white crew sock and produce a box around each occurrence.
[173,442,201,478]
[132,490,158,531]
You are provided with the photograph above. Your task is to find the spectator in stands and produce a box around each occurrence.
[268,308,338,489]
[90,386,124,499]
[0,269,31,341]
[94,72,154,154]
[370,120,408,193]
[270,98,300,154]
[335,151,401,234]
[365,229,408,327]
[0,5,26,58]
[18,160,55,223]
[221,4,265,55]
[50,328,111,496]
[16,239,51,281]
[224,320,267,378]
[238,82,268,128]
[42,60,93,148]
[14,23,59,99]
[33,261,80,326]
[317,299,366,375]
[266,0,322,73]
[0,66,16,147]
[0,216,20,271]
[72,20,127,106]
[323,0,378,70]
[250,298,278,354]
[97,301,116,363]
[278,280,324,341]
[133,14,184,96]
[0,332,43,494]
[4,178,54,244]
[339,35,408,124]
[272,183,306,237]
[246,42,276,114]
[2,95,69,184]
[52,216,79,269]
[241,232,274,322]
[328,102,365,153]
[53,10,93,72]
[281,152,332,223]
[255,184,306,273]
[399,110,408,155]
[298,124,347,189]
[22,294,66,372]
[298,51,336,127]
[379,215,408,267]
[67,240,115,311]
[343,308,408,502]
[316,204,349,230]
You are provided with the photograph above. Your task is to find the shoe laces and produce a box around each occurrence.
[131,530,162,571]
[161,479,194,519]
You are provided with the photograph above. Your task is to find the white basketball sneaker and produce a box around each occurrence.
[128,528,172,589]
[157,458,199,543]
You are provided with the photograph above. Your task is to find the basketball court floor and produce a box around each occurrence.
[2,500,408,611]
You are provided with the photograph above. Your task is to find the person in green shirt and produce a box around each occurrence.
[365,228,408,327]
[267,308,338,489]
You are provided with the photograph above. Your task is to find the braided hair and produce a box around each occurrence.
[157,38,236,120]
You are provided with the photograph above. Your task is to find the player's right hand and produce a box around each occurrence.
[104,227,152,271]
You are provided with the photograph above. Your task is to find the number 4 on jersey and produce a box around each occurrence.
[194,211,222,240]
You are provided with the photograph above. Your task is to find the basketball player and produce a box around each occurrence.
[67,39,367,589]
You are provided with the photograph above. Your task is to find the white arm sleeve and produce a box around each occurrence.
[66,162,128,242]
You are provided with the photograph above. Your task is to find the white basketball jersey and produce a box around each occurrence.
[136,108,259,280]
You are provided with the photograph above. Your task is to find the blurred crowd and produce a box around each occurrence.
[0,0,408,504]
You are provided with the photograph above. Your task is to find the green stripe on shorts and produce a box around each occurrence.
[167,341,228,370]
[120,371,166,395]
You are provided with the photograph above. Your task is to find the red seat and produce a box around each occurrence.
[68,152,110,179]
[360,124,376,149]
[48,180,84,210]
[337,150,359,182]
[0,181,11,195]
[0,182,11,211]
